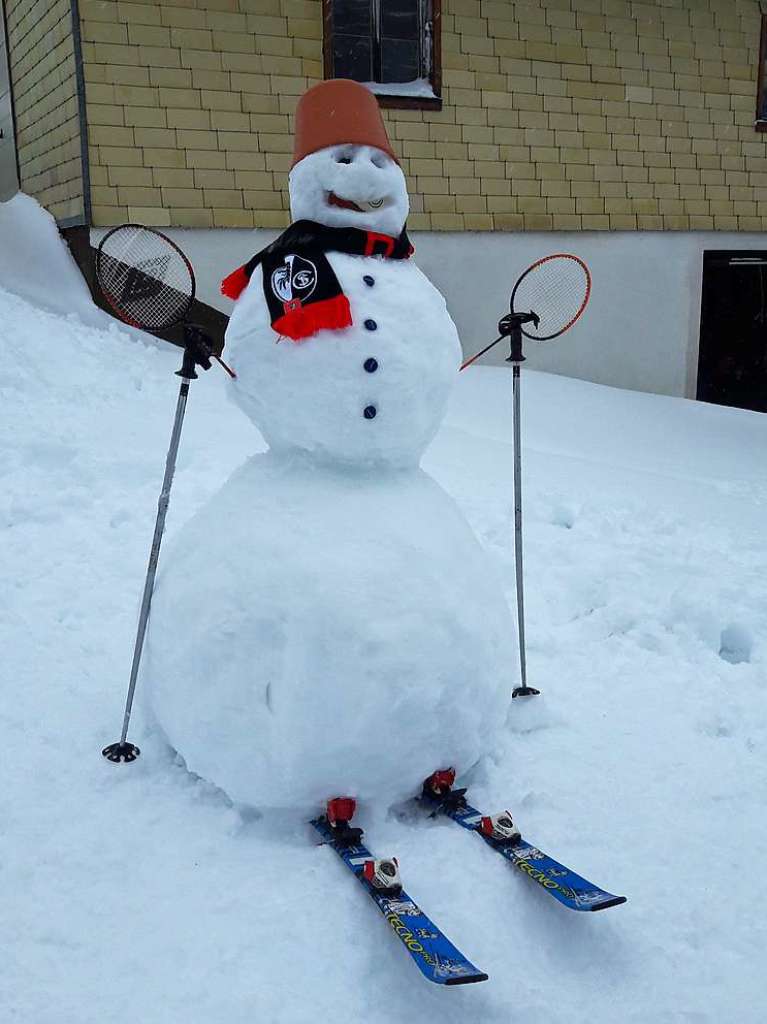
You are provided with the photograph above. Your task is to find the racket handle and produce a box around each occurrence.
[214,354,237,379]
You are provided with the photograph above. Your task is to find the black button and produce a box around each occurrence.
[364,319,377,331]
[364,358,378,373]
[364,405,377,419]
[363,275,375,286]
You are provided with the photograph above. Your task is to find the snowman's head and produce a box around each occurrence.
[289,144,409,238]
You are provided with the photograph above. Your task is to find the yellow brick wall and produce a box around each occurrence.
[6,0,85,222]
[81,0,317,228]
[78,0,767,231]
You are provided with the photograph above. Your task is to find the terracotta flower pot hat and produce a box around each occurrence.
[291,79,399,167]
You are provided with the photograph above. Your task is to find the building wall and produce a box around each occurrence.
[80,0,321,229]
[5,0,85,222]
[99,222,761,400]
[80,0,767,232]
[0,1,19,201]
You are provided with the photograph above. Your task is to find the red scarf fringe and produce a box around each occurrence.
[220,268,352,341]
[273,294,352,341]
[220,265,251,300]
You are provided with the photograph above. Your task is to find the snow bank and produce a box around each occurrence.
[0,194,105,324]
[2,270,765,1022]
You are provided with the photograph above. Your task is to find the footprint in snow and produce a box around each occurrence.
[718,624,752,665]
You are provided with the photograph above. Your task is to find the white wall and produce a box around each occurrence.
[93,226,767,399]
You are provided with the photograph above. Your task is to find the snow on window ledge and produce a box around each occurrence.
[363,79,437,100]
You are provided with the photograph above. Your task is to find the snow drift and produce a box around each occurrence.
[2,195,765,1023]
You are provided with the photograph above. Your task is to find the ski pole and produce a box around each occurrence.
[102,330,212,762]
[460,255,592,699]
[502,315,541,699]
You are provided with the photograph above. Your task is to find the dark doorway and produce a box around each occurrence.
[698,251,767,413]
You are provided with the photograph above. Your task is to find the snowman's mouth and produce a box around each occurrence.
[328,192,385,213]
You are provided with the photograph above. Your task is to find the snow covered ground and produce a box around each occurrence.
[2,197,765,1023]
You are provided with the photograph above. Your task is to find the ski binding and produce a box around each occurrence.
[313,797,488,986]
[422,770,627,913]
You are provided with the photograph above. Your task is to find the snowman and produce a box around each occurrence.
[144,79,518,814]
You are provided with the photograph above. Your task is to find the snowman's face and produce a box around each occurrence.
[289,145,409,238]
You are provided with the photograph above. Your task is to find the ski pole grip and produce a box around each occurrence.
[177,324,215,379]
[499,311,539,364]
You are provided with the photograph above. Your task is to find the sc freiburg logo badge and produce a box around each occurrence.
[271,254,318,304]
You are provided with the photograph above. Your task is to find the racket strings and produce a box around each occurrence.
[513,255,590,340]
[97,226,194,330]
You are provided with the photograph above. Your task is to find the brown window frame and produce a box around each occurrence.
[756,14,767,131]
[322,0,442,112]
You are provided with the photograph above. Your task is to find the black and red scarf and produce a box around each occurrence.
[221,219,414,341]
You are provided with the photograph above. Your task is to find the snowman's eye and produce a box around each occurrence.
[335,151,354,164]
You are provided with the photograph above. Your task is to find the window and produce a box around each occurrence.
[757,14,767,129]
[323,0,441,110]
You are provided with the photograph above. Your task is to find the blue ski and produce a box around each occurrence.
[311,815,488,986]
[423,787,627,913]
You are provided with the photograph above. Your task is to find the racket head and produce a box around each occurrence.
[510,253,591,341]
[96,224,196,331]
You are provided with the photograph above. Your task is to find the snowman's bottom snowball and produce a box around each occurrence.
[144,453,517,812]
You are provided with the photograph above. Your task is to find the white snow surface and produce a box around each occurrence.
[365,78,438,99]
[0,193,104,326]
[3,196,766,1022]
